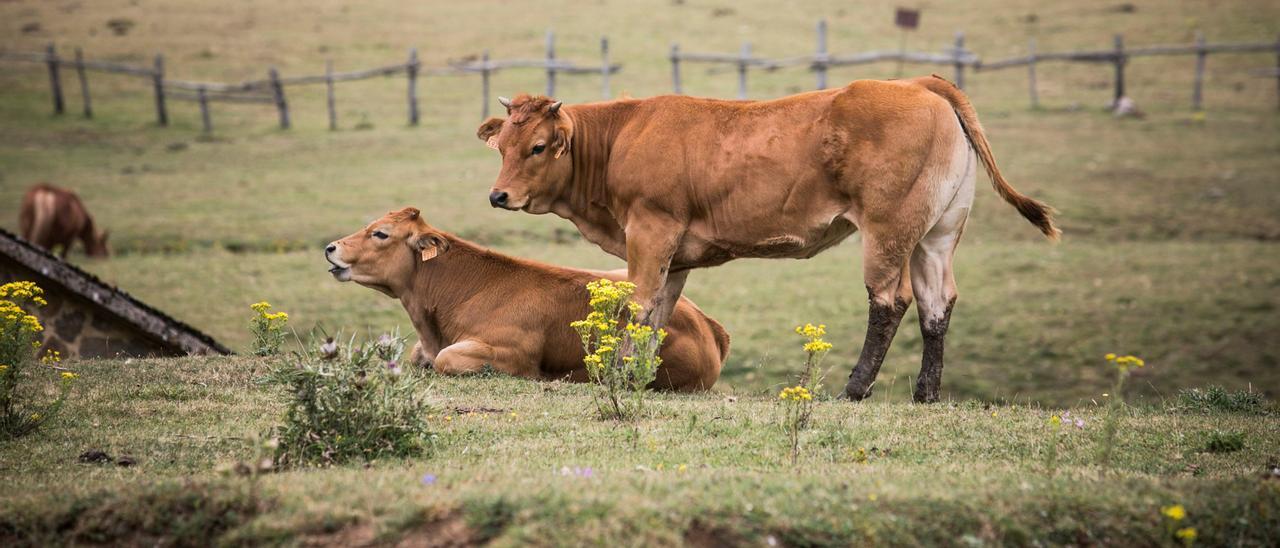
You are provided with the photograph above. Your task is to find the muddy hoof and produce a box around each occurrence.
[912,391,940,404]
[843,381,874,402]
[78,449,112,464]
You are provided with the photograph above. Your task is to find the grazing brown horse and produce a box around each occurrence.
[19,183,109,259]
[475,75,1058,403]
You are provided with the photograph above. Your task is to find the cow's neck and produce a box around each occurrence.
[554,102,634,256]
[402,237,515,342]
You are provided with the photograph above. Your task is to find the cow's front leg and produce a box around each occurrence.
[624,211,685,330]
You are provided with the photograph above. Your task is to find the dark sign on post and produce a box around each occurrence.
[895,8,920,30]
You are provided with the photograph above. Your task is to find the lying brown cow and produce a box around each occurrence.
[324,207,728,391]
[19,183,110,258]
[476,75,1059,403]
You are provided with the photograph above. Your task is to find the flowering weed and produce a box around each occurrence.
[1098,353,1144,475]
[258,330,433,467]
[0,281,77,440]
[569,279,665,421]
[248,301,289,356]
[779,323,832,465]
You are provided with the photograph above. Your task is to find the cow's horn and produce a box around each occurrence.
[548,101,562,115]
[498,96,512,109]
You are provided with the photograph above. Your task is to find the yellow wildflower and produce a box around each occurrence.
[1175,527,1196,543]
[60,371,78,381]
[779,386,812,402]
[250,301,271,313]
[1049,415,1061,427]
[1105,353,1117,361]
[0,364,8,374]
[1161,504,1186,521]
[677,463,688,473]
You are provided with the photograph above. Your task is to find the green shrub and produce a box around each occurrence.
[569,279,664,421]
[1174,386,1268,415]
[258,331,434,467]
[1201,430,1245,454]
[0,281,78,441]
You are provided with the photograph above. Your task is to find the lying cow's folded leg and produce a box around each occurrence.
[433,340,501,376]
[408,341,433,369]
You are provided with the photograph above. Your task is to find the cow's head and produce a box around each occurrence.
[476,94,573,214]
[324,207,450,298]
[86,229,109,258]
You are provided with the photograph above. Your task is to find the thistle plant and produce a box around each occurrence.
[249,301,289,356]
[569,279,665,421]
[0,281,78,440]
[258,330,433,467]
[780,323,833,465]
[1098,353,1144,475]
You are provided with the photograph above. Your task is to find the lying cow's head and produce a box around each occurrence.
[476,94,573,214]
[324,207,450,297]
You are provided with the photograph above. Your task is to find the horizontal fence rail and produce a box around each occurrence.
[0,31,621,131]
[1,25,1276,134]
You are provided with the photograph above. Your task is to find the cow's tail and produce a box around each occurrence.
[920,75,1061,241]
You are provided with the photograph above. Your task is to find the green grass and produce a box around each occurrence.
[1,2,1278,540]
[0,0,1277,405]
[1,357,1276,545]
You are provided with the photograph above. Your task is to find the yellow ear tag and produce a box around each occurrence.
[420,246,439,262]
[485,136,499,150]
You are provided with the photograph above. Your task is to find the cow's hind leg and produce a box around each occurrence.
[909,208,968,403]
[843,236,914,401]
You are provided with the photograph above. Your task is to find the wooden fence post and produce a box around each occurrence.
[197,86,212,134]
[1027,38,1039,109]
[815,19,828,90]
[152,54,167,126]
[737,42,751,99]
[45,43,64,115]
[670,43,682,94]
[407,48,420,126]
[1192,31,1206,111]
[326,60,337,130]
[74,47,91,118]
[481,50,491,119]
[545,30,556,97]
[953,32,966,89]
[1112,34,1126,106]
[269,67,289,129]
[600,36,610,99]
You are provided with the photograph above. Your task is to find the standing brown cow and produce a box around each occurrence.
[19,183,110,258]
[476,75,1058,403]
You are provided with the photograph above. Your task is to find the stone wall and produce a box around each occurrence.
[1,261,175,359]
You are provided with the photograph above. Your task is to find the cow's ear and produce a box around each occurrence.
[476,117,505,150]
[411,232,450,262]
[552,125,573,159]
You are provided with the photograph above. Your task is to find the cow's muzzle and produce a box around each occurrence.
[489,190,511,209]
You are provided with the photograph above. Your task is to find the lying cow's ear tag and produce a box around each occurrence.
[485,136,499,150]
[420,246,439,262]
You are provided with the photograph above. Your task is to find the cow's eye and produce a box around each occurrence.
[372,231,389,240]
[531,143,546,155]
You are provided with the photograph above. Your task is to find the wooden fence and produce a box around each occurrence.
[3,24,1278,135]
[0,31,620,133]
[670,20,1280,111]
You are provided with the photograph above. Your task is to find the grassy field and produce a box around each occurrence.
[2,0,1278,404]
[1,357,1277,545]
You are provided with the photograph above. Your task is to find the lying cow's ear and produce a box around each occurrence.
[412,232,451,262]
[476,117,505,150]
